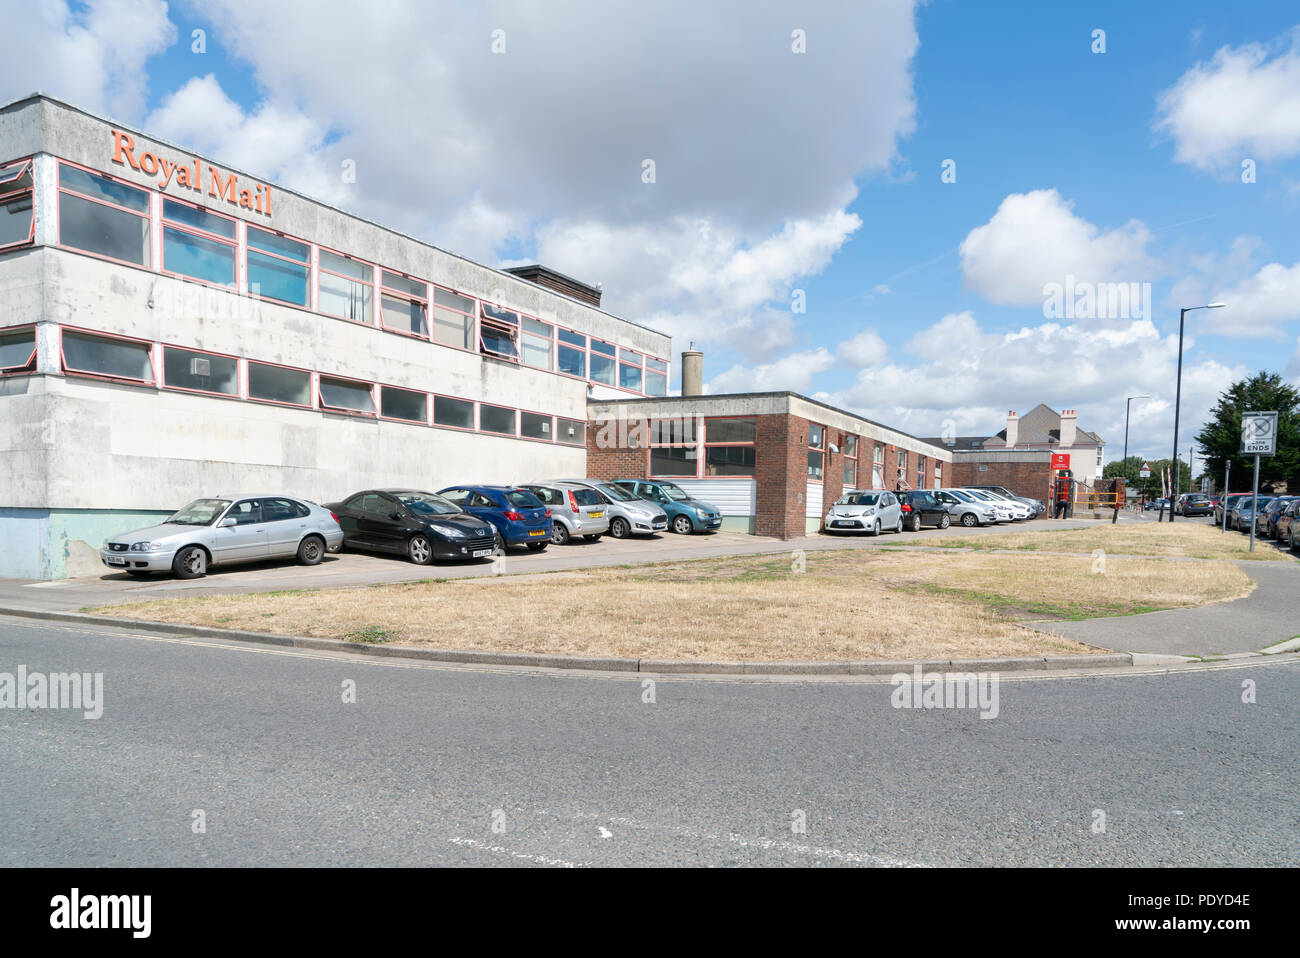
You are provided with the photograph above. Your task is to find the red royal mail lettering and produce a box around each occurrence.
[111,130,140,170]
[208,168,238,205]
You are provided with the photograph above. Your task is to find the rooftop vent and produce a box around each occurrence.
[503,264,602,307]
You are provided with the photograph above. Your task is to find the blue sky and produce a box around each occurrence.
[12,1,1300,466]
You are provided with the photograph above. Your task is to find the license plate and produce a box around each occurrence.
[472,549,492,558]
[588,512,603,519]
[528,530,546,537]
[833,521,854,527]
[105,556,126,566]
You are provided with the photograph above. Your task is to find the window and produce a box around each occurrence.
[808,424,824,480]
[872,444,885,490]
[380,385,427,423]
[556,417,585,446]
[380,270,429,338]
[162,346,238,396]
[589,338,616,385]
[645,356,668,397]
[247,361,311,407]
[520,316,553,370]
[651,416,699,476]
[432,287,475,350]
[558,328,586,378]
[619,359,643,391]
[319,376,375,415]
[318,249,374,323]
[58,164,150,266]
[479,403,516,435]
[479,304,519,361]
[433,395,475,430]
[263,498,308,522]
[61,329,153,384]
[935,460,942,489]
[917,455,926,490]
[0,159,34,251]
[161,199,236,287]
[704,418,756,478]
[844,434,858,487]
[227,500,263,525]
[246,227,310,306]
[521,411,552,440]
[0,326,36,375]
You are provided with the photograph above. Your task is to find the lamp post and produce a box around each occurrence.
[1169,303,1226,522]
[1119,395,1148,517]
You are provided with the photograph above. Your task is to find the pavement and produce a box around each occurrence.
[2,614,1295,866]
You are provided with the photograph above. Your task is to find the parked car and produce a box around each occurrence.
[1232,495,1274,532]
[1178,493,1213,517]
[1257,496,1295,539]
[825,489,903,536]
[518,482,611,544]
[959,488,1013,522]
[897,490,952,530]
[964,484,1046,518]
[1276,499,1300,549]
[969,488,1032,520]
[1146,497,1170,512]
[324,489,497,564]
[551,479,669,538]
[610,479,722,534]
[935,488,998,527]
[100,495,343,579]
[1213,493,1248,525]
[436,485,552,551]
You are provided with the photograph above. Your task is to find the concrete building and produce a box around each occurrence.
[586,390,952,538]
[0,94,670,578]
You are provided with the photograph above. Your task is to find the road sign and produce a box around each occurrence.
[1139,461,1151,478]
[1050,453,1071,470]
[1241,410,1278,456]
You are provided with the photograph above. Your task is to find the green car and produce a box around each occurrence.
[611,479,723,535]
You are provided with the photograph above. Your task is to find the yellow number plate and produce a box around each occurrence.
[589,512,603,518]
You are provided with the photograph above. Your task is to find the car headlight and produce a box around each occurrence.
[130,541,163,552]
[432,523,467,538]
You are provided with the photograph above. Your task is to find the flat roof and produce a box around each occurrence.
[2,92,668,343]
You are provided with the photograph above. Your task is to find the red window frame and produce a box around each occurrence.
[702,416,756,479]
[159,342,243,399]
[842,433,859,488]
[430,392,477,433]
[58,325,156,387]
[807,423,825,483]
[518,313,554,372]
[554,416,586,446]
[643,354,668,396]
[244,224,312,308]
[555,325,588,382]
[56,160,153,270]
[518,407,555,443]
[245,358,315,410]
[376,383,431,425]
[378,269,431,341]
[317,373,377,418]
[429,285,478,354]
[478,303,520,363]
[478,401,518,436]
[648,415,701,479]
[159,194,238,290]
[0,323,37,375]
[316,245,375,326]
[0,158,35,252]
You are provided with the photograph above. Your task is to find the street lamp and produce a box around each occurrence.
[1169,302,1226,521]
[1123,395,1148,506]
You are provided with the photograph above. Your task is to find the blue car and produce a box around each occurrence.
[436,485,553,551]
[611,479,722,535]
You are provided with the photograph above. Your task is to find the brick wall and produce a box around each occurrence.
[949,460,1053,502]
[585,419,648,481]
[754,413,805,539]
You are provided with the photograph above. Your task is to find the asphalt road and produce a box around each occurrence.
[2,615,1296,867]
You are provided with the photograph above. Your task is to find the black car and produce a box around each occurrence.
[897,490,951,531]
[1180,493,1213,517]
[324,489,498,564]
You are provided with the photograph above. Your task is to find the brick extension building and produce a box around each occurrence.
[586,389,952,539]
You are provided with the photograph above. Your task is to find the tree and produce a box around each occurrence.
[1195,372,1300,493]
[1103,456,1190,498]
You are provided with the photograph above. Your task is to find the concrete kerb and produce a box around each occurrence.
[1,605,1133,676]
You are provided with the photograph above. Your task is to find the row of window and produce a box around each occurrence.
[809,421,939,489]
[1,324,586,444]
[647,416,758,478]
[33,158,669,396]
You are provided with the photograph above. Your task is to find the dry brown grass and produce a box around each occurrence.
[97,547,1253,662]
[933,519,1286,561]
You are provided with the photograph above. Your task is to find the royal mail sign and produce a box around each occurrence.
[1050,453,1070,470]
[111,130,272,216]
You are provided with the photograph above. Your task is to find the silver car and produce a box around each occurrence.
[969,488,1031,520]
[519,482,612,544]
[825,489,904,536]
[100,495,344,579]
[935,489,998,527]
[550,479,669,538]
[958,488,1013,522]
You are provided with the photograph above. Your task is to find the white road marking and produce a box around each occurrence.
[597,826,612,839]
[447,837,588,868]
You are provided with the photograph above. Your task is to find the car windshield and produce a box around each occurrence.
[396,492,461,516]
[838,492,880,506]
[598,483,638,503]
[658,483,690,501]
[166,499,231,526]
[950,490,977,503]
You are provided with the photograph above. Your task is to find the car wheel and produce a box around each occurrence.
[552,523,571,545]
[172,545,207,579]
[583,534,602,541]
[672,515,694,535]
[526,541,547,552]
[407,534,433,565]
[610,517,631,539]
[939,513,951,529]
[960,512,977,527]
[492,531,506,554]
[869,519,881,537]
[909,514,922,532]
[297,535,324,566]
[895,516,904,534]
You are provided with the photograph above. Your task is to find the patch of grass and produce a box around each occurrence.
[933,521,1282,560]
[344,626,396,644]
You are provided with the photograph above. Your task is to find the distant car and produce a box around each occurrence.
[100,495,343,579]
[1232,495,1274,532]
[959,488,1014,522]
[518,482,612,544]
[1146,497,1171,512]
[964,484,1046,518]
[1277,500,1300,549]
[897,490,951,531]
[1214,494,1248,525]
[825,489,903,536]
[935,489,998,527]
[1179,493,1213,517]
[324,489,497,564]
[610,479,722,534]
[1257,496,1295,539]
[969,488,1032,520]
[550,479,669,538]
[436,485,552,551]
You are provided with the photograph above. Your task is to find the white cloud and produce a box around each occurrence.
[959,190,1154,308]
[1204,260,1300,338]
[1156,30,1300,173]
[0,0,175,119]
[836,329,889,366]
[709,347,836,395]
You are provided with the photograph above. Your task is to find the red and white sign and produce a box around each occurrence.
[1139,462,1151,478]
[1050,453,1071,470]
